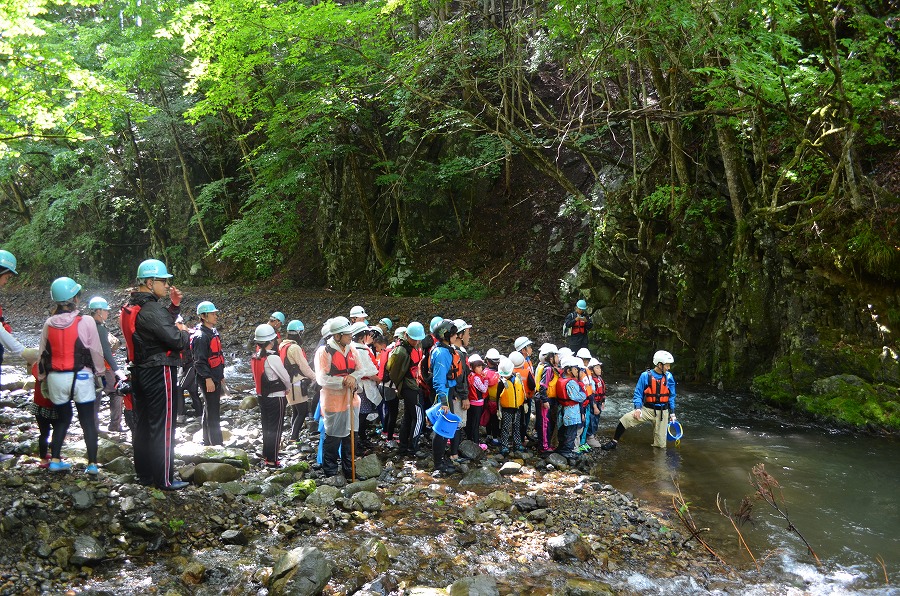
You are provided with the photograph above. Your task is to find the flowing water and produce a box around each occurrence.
[595,382,900,594]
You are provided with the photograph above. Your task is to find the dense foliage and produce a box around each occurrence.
[2,0,899,391]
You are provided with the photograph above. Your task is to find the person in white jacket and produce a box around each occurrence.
[250,324,292,468]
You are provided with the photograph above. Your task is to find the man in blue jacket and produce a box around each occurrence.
[602,350,676,450]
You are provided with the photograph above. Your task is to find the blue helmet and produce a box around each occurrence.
[406,321,426,341]
[287,319,304,332]
[88,296,109,310]
[197,301,219,315]
[429,316,443,333]
[576,299,587,310]
[269,311,286,325]
[137,259,173,279]
[379,317,393,331]
[50,277,82,302]
[0,250,18,275]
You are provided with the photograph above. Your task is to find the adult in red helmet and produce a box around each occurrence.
[121,259,190,490]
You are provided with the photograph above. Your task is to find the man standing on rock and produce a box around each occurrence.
[121,259,190,490]
[192,301,226,446]
[563,299,592,353]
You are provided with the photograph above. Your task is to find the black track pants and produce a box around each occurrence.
[200,382,223,446]
[75,401,98,464]
[132,366,178,488]
[259,393,287,464]
[290,401,309,441]
[398,387,423,452]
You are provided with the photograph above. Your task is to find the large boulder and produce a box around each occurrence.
[173,443,251,469]
[193,462,244,485]
[270,546,332,596]
[354,454,383,480]
[459,467,503,487]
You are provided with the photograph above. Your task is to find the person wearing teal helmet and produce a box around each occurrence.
[88,296,128,433]
[563,299,593,353]
[269,311,286,335]
[1,249,39,389]
[191,300,226,446]
[282,319,316,444]
[39,277,106,474]
[122,258,190,490]
[388,321,427,457]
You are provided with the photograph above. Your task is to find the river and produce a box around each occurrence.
[596,381,900,594]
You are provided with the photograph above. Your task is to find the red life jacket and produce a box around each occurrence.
[556,376,583,406]
[572,316,587,335]
[208,334,224,369]
[468,372,486,402]
[0,303,11,333]
[643,373,671,406]
[408,345,423,381]
[594,375,606,404]
[120,304,140,362]
[278,342,304,379]
[43,316,90,373]
[251,353,288,397]
[325,344,357,377]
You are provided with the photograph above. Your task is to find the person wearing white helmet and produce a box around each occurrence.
[314,316,367,480]
[512,337,536,450]
[481,348,503,445]
[534,343,560,453]
[349,322,380,453]
[465,354,488,444]
[497,356,526,455]
[387,321,427,456]
[556,355,589,458]
[602,350,677,451]
[38,277,107,474]
[563,299,592,352]
[447,319,473,464]
[251,324,292,467]
[121,259,191,489]
[581,358,605,449]
[88,296,128,433]
[558,347,574,360]
[349,305,368,323]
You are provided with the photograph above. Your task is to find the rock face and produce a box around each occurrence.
[193,462,244,485]
[270,546,332,596]
[70,535,105,566]
[546,531,592,561]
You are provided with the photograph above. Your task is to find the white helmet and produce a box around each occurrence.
[588,358,602,368]
[538,343,558,360]
[497,357,514,377]
[328,316,353,336]
[558,347,573,359]
[349,305,368,318]
[514,336,532,351]
[653,350,675,366]
[320,318,334,338]
[394,326,407,339]
[453,318,472,332]
[576,347,592,360]
[562,356,583,369]
[254,323,278,343]
[485,348,501,361]
[348,321,368,338]
[509,351,525,367]
[468,354,484,367]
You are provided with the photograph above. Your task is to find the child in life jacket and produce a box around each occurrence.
[582,359,605,448]
[481,348,502,445]
[556,356,588,458]
[534,343,560,453]
[30,362,58,468]
[466,354,488,446]
[497,357,526,455]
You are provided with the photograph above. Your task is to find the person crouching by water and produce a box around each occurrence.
[314,317,364,481]
[602,350,676,451]
[193,302,226,446]
[38,277,106,474]
[251,323,291,467]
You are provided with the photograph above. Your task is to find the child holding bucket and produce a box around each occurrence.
[428,319,461,477]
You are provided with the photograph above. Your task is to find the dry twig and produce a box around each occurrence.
[717,493,759,570]
[750,464,822,567]
[672,478,729,568]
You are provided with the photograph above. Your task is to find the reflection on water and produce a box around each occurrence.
[597,383,900,593]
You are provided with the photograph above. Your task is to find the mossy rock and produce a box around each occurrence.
[796,374,900,431]
[284,480,317,500]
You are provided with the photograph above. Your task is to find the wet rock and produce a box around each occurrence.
[173,444,250,469]
[96,438,125,464]
[408,588,448,596]
[221,529,248,545]
[193,462,244,485]
[483,490,512,510]
[354,454,382,480]
[546,453,569,469]
[181,560,206,585]
[498,462,522,476]
[104,456,135,475]
[513,496,538,512]
[239,396,258,410]
[70,535,105,566]
[284,480,317,500]
[360,573,400,596]
[348,491,382,512]
[344,478,378,497]
[527,508,549,521]
[457,440,483,461]
[306,485,341,508]
[355,538,390,572]
[270,546,332,596]
[547,531,592,561]
[5,475,23,487]
[459,467,503,487]
[71,489,95,510]
[554,578,614,596]
[450,575,499,596]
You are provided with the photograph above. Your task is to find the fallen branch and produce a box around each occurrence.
[488,262,511,286]
[672,478,729,568]
[750,464,822,567]
[717,493,759,571]
[876,554,888,585]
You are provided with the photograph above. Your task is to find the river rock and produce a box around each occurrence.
[450,575,499,596]
[181,560,206,585]
[104,456,135,474]
[193,462,244,485]
[284,480,317,500]
[547,531,591,561]
[270,546,332,596]
[306,485,341,507]
[812,374,866,394]
[554,578,614,596]
[5,475,23,487]
[483,490,512,510]
[546,453,569,469]
[459,467,503,487]
[408,588,448,596]
[360,573,400,596]
[70,535,105,566]
[221,528,248,545]
[344,478,378,497]
[457,440,483,461]
[349,491,382,512]
[498,462,522,476]
[354,454,382,480]
[173,443,250,469]
[71,489,94,510]
[239,396,258,410]
[96,438,125,464]
[356,538,390,572]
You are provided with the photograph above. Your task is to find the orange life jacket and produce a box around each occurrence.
[499,374,525,408]
[325,344,357,377]
[513,360,534,399]
[279,342,306,379]
[643,373,671,406]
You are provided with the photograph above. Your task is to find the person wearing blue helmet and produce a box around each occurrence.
[0,250,40,391]
[192,301,226,445]
[269,312,286,337]
[38,277,106,474]
[387,321,426,457]
[88,296,128,433]
[563,299,593,353]
[121,259,190,490]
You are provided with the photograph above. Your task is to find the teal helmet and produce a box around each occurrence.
[379,317,393,331]
[269,311,286,325]
[576,299,587,310]
[50,277,82,302]
[137,259,173,279]
[0,250,18,275]
[287,319,304,332]
[406,321,426,341]
[197,301,219,315]
[88,296,109,310]
[429,316,443,333]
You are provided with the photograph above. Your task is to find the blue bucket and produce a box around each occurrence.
[426,402,442,426]
[433,411,462,439]
[667,421,683,441]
